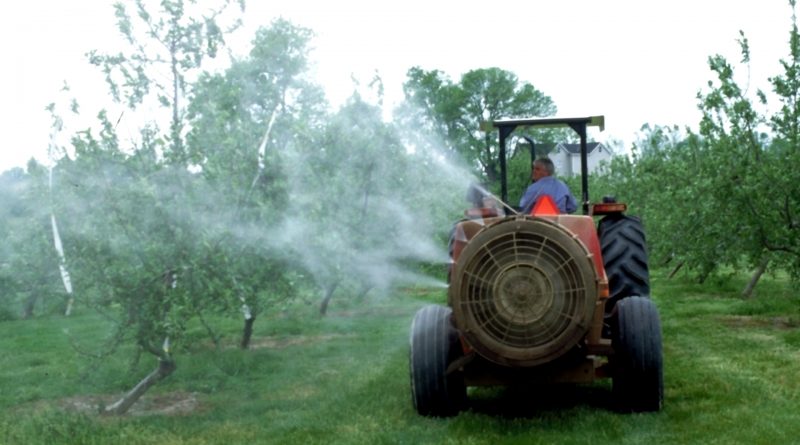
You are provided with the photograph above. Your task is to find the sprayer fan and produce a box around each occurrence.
[449,216,597,367]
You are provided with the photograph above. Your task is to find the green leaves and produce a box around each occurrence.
[90,0,243,167]
[594,2,800,289]
[397,67,556,184]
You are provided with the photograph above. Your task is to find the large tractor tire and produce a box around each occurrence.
[409,305,466,417]
[598,214,650,314]
[612,296,663,412]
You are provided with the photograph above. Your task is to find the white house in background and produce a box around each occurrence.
[542,142,613,176]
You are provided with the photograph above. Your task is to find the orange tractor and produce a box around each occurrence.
[409,116,662,416]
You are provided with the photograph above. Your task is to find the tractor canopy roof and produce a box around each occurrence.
[482,115,605,215]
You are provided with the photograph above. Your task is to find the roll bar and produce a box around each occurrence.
[485,116,605,215]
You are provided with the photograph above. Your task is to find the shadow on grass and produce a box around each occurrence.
[464,383,614,418]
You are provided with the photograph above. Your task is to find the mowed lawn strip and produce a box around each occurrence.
[1,273,799,444]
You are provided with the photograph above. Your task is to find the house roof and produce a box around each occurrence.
[558,142,601,155]
[536,142,603,156]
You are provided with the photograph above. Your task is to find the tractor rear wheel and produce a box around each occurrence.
[409,305,466,417]
[599,214,650,314]
[612,296,663,412]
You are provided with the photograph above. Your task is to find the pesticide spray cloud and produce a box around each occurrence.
[264,104,479,300]
[7,110,481,322]
[9,71,482,321]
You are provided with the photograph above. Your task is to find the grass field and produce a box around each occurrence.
[1,270,799,444]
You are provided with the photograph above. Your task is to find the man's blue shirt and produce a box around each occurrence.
[519,176,578,214]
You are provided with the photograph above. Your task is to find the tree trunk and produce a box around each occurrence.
[356,285,373,302]
[742,257,769,299]
[64,294,75,316]
[103,356,176,416]
[22,292,38,319]
[240,316,256,349]
[319,282,339,316]
[668,260,684,279]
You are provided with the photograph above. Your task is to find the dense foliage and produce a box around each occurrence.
[590,3,800,294]
[2,0,799,415]
[396,66,558,186]
[0,1,474,413]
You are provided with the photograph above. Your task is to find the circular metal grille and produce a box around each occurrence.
[449,216,597,367]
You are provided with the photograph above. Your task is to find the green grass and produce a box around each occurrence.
[1,273,799,444]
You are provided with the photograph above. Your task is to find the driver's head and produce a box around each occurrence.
[532,158,555,181]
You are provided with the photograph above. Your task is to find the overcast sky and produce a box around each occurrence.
[0,0,793,172]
